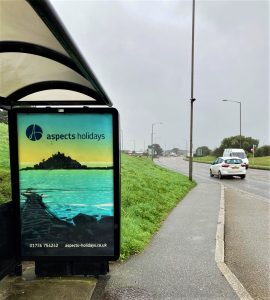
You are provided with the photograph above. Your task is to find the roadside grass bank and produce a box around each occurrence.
[188,156,215,164]
[185,156,270,170]
[0,123,11,204]
[0,123,10,170]
[248,156,270,170]
[121,154,196,260]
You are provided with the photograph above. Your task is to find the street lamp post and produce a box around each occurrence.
[151,122,162,160]
[189,0,196,181]
[222,99,242,148]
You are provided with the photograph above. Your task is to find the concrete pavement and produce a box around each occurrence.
[0,262,97,300]
[92,181,238,299]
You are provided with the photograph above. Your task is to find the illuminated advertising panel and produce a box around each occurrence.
[14,108,119,259]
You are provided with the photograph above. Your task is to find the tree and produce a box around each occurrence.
[0,110,8,124]
[218,135,259,154]
[170,148,182,156]
[255,145,270,157]
[195,146,211,157]
[211,135,260,157]
[211,147,223,157]
[148,144,163,157]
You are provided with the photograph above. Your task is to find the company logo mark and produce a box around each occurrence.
[26,124,43,141]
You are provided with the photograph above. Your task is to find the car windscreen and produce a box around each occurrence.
[232,152,246,159]
[225,159,242,164]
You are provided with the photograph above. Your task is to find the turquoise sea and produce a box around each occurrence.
[19,169,114,223]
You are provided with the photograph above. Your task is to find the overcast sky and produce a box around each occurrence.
[51,0,269,152]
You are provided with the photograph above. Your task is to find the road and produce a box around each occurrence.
[157,157,270,299]
[224,188,270,299]
[156,157,270,201]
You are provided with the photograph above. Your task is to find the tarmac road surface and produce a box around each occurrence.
[156,157,270,200]
[225,188,270,299]
[156,157,270,299]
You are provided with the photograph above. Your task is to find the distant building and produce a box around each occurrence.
[165,149,187,157]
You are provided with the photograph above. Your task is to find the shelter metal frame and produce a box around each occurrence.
[0,0,119,277]
[0,0,113,110]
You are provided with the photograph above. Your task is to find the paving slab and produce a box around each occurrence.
[0,263,97,300]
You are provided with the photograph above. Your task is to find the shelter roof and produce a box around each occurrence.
[0,0,112,110]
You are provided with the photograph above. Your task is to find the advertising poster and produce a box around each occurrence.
[16,111,118,257]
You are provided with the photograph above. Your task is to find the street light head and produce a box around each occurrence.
[222,99,241,104]
[152,122,163,126]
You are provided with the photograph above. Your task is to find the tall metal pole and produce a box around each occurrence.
[151,123,154,160]
[151,122,162,160]
[239,101,242,148]
[189,0,196,181]
[222,99,242,148]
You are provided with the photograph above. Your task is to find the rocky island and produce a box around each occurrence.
[20,152,112,170]
[21,191,114,256]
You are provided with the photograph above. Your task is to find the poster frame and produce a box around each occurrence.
[9,106,120,262]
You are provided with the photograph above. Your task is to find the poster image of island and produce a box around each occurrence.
[17,113,115,257]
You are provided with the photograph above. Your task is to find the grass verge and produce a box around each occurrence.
[0,123,11,204]
[188,156,215,164]
[0,123,10,170]
[248,156,270,170]
[121,154,196,260]
[0,170,12,204]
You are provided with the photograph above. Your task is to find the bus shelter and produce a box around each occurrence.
[0,0,120,278]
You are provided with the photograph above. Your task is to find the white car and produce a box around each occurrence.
[210,157,246,179]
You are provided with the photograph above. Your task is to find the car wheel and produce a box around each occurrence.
[218,171,223,180]
[210,170,214,177]
[240,175,246,179]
